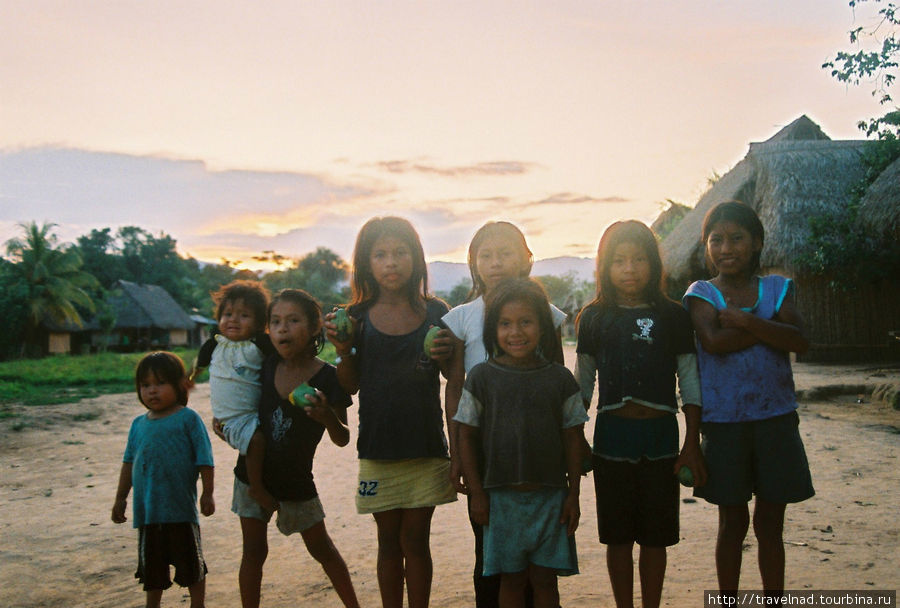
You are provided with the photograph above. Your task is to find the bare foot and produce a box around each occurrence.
[248,484,279,513]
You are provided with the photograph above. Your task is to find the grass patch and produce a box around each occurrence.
[0,348,199,406]
[0,344,336,407]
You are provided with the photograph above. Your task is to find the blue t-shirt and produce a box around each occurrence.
[123,407,214,528]
[683,275,797,423]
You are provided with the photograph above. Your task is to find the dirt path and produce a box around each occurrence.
[0,357,897,607]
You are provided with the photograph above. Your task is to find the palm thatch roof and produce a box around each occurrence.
[650,201,691,239]
[661,115,870,281]
[81,280,194,331]
[856,156,900,239]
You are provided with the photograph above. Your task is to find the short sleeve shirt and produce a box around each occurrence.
[123,407,214,528]
[575,300,695,411]
[683,275,798,423]
[235,357,352,501]
[454,360,588,489]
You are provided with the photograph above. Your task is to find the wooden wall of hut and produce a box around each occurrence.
[795,276,900,362]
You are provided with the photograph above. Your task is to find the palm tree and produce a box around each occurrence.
[5,222,97,355]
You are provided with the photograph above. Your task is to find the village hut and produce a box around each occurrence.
[650,201,691,240]
[40,316,91,355]
[93,280,195,351]
[661,115,900,362]
[856,156,900,242]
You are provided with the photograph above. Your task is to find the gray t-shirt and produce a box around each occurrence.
[454,360,588,489]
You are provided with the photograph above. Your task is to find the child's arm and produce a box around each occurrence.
[198,465,215,517]
[688,297,759,354]
[187,337,217,385]
[303,391,351,447]
[718,293,809,354]
[441,333,467,494]
[573,353,596,410]
[111,462,132,524]
[458,423,488,525]
[673,353,707,487]
[325,310,360,394]
[561,425,583,536]
[675,404,707,488]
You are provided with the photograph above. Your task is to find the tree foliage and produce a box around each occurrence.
[263,247,349,312]
[802,0,900,283]
[5,222,98,355]
[823,0,899,138]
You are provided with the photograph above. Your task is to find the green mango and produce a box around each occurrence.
[334,308,352,343]
[677,465,694,487]
[288,383,317,407]
[423,326,441,358]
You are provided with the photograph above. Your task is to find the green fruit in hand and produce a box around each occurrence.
[288,383,317,407]
[423,326,441,358]
[334,308,352,342]
[677,465,694,487]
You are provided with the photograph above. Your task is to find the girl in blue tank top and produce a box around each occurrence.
[683,201,814,602]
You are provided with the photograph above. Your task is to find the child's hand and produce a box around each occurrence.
[674,444,708,488]
[561,492,580,536]
[111,499,127,524]
[427,328,455,362]
[449,454,468,494]
[300,390,333,424]
[200,492,215,517]
[324,309,356,352]
[469,490,489,526]
[211,418,226,441]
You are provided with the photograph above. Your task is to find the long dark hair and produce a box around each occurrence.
[135,351,189,408]
[268,289,325,356]
[350,216,430,312]
[483,278,556,361]
[592,220,666,305]
[701,200,765,275]
[466,221,534,299]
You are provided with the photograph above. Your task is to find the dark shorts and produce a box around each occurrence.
[136,522,207,591]
[695,411,815,506]
[592,455,679,547]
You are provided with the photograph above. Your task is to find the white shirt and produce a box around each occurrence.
[443,296,567,374]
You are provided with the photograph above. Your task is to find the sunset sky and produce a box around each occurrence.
[0,0,888,268]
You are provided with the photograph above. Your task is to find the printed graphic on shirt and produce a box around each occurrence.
[633,318,654,343]
[270,407,292,443]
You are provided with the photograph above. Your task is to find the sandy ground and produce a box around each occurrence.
[1,347,898,608]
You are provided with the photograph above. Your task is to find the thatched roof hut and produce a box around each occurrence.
[82,280,195,351]
[661,115,900,361]
[856,156,900,241]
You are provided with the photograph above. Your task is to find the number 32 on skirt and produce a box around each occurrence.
[358,480,379,497]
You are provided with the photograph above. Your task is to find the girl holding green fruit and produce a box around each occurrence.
[575,220,704,608]
[230,288,360,608]
[325,216,456,608]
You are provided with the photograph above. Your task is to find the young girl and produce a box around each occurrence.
[192,280,276,512]
[574,220,704,608]
[441,220,569,607]
[112,352,215,608]
[454,278,586,608]
[231,289,359,608]
[683,201,814,598]
[325,216,456,608]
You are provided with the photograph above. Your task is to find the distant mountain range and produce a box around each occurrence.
[427,256,594,293]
